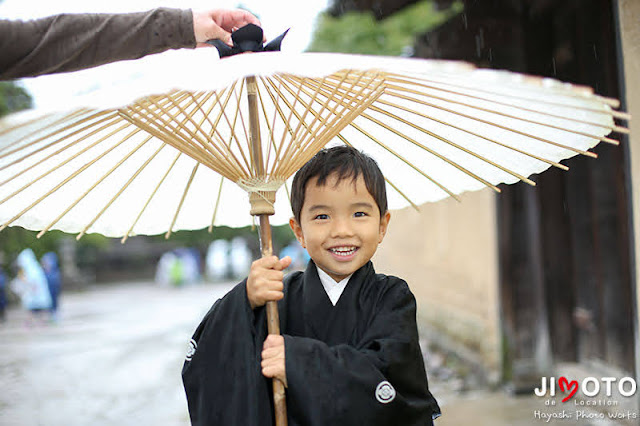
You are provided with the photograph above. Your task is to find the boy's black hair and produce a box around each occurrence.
[290,145,388,223]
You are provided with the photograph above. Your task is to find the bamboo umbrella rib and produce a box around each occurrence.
[376,98,569,171]
[121,103,233,177]
[1,122,133,189]
[285,82,386,178]
[0,125,143,205]
[251,78,277,174]
[338,135,420,211]
[0,109,90,152]
[321,74,622,141]
[384,74,631,122]
[0,129,147,232]
[348,122,460,201]
[229,84,256,175]
[120,107,217,173]
[184,91,219,136]
[165,163,200,239]
[272,77,326,171]
[277,72,385,175]
[135,96,219,160]
[367,105,536,185]
[185,91,234,155]
[275,75,344,173]
[0,115,123,175]
[159,92,247,179]
[260,76,305,174]
[273,74,357,177]
[209,84,253,176]
[121,151,182,243]
[211,84,255,172]
[42,138,166,239]
[385,90,599,159]
[594,94,622,109]
[0,111,55,138]
[255,79,281,172]
[307,81,386,155]
[161,92,221,151]
[283,76,335,157]
[269,75,317,177]
[233,80,256,176]
[181,87,249,179]
[0,112,119,163]
[208,177,225,233]
[325,72,627,134]
[279,71,375,171]
[385,85,626,138]
[277,74,385,178]
[293,74,370,155]
[358,112,503,193]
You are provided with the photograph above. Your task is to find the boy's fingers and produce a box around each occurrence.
[279,256,292,269]
[263,334,284,348]
[254,255,279,268]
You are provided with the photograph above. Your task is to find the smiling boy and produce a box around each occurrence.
[183,146,441,425]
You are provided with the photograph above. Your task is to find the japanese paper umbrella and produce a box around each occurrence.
[0,32,629,425]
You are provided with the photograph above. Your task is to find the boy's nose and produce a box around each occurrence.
[330,218,354,238]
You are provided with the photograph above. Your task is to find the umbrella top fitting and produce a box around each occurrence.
[207,24,289,58]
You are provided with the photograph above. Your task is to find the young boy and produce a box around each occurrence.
[182,146,441,425]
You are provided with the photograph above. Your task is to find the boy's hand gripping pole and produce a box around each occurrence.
[246,76,288,426]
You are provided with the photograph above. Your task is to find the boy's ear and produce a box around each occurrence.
[378,211,391,244]
[289,217,306,248]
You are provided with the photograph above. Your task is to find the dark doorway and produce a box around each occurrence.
[416,0,635,382]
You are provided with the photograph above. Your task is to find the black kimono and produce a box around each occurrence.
[182,261,441,425]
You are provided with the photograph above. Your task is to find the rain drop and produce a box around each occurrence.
[552,57,557,75]
[462,13,468,30]
[593,44,598,61]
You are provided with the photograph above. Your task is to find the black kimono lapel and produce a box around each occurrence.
[281,262,441,426]
[295,260,364,345]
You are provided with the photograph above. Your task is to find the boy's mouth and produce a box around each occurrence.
[328,246,358,257]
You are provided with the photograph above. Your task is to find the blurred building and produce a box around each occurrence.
[333,0,640,407]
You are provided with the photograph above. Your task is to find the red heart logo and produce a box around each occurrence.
[558,376,578,402]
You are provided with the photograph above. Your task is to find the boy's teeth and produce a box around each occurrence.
[330,247,356,256]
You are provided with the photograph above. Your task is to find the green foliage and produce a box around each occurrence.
[0,227,110,268]
[308,0,462,56]
[0,81,32,117]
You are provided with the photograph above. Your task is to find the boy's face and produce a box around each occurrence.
[289,173,391,282]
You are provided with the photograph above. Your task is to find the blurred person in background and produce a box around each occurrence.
[206,239,230,282]
[41,252,61,322]
[229,236,251,279]
[1,8,263,80]
[11,248,51,324]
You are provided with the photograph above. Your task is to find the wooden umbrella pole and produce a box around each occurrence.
[247,76,288,426]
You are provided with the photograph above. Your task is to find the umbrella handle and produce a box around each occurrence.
[258,215,288,426]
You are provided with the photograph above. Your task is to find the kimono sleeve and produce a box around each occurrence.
[181,280,273,426]
[283,280,440,426]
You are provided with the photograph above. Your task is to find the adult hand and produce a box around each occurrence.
[262,334,287,386]
[192,9,264,47]
[246,255,292,309]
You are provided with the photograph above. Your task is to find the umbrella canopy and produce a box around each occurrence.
[0,50,629,241]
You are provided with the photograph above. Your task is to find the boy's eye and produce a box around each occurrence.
[314,214,329,220]
[354,211,368,218]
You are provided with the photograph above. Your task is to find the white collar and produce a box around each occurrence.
[316,266,352,306]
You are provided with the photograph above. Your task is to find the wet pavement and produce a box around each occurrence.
[0,282,632,426]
